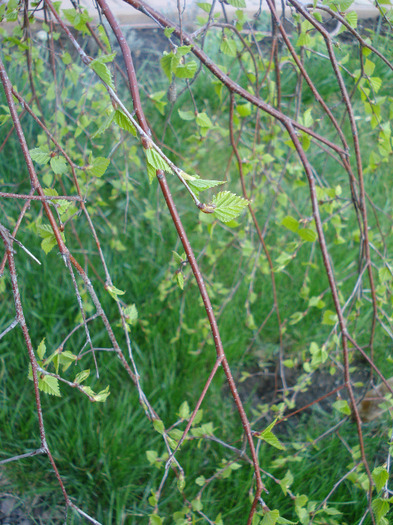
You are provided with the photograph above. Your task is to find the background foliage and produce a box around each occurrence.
[1,0,393,524]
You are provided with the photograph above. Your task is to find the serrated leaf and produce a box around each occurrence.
[145,148,171,173]
[74,369,90,384]
[50,155,68,175]
[261,510,280,525]
[41,236,57,255]
[372,498,389,522]
[372,466,389,492]
[39,375,61,397]
[212,191,249,223]
[257,419,285,450]
[173,251,184,265]
[187,176,224,197]
[87,157,110,178]
[175,60,197,79]
[30,147,50,165]
[146,162,156,184]
[37,338,46,360]
[89,59,114,89]
[345,10,357,27]
[220,36,237,57]
[114,110,136,136]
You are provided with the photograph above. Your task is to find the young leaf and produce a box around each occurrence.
[164,27,175,37]
[37,338,46,360]
[92,111,114,138]
[257,419,285,450]
[89,58,115,89]
[114,110,137,136]
[372,466,389,493]
[123,304,138,325]
[212,191,249,223]
[87,157,110,178]
[174,60,197,79]
[106,284,126,301]
[187,176,225,197]
[74,369,90,384]
[29,147,50,165]
[50,155,68,175]
[145,148,171,173]
[93,385,110,402]
[196,112,213,129]
[178,109,195,120]
[39,375,61,397]
[227,0,246,6]
[332,399,351,415]
[178,400,191,420]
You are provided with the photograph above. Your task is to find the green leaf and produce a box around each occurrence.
[62,8,92,32]
[37,338,46,360]
[197,2,212,13]
[164,27,175,37]
[345,10,357,28]
[106,284,126,301]
[153,419,165,434]
[50,155,68,175]
[261,510,280,525]
[196,112,213,129]
[149,514,164,525]
[298,228,317,242]
[372,466,389,492]
[89,58,114,89]
[74,369,90,384]
[187,176,225,197]
[227,0,246,7]
[178,400,191,419]
[87,157,110,178]
[40,375,61,397]
[220,36,237,57]
[123,304,138,325]
[372,498,389,522]
[146,450,158,464]
[322,310,338,326]
[29,147,50,165]
[93,385,110,402]
[58,351,77,372]
[257,419,285,450]
[212,191,249,223]
[92,111,114,138]
[332,399,351,415]
[195,475,205,486]
[145,148,171,174]
[282,216,299,233]
[237,103,251,117]
[176,272,184,290]
[175,60,197,79]
[178,109,195,120]
[114,110,137,136]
